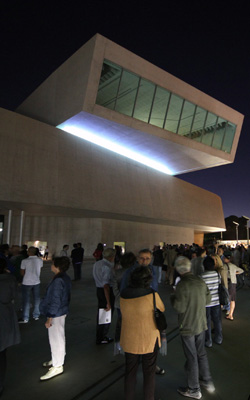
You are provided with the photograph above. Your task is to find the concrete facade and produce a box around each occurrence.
[17,34,244,175]
[0,107,224,255]
[8,216,195,258]
[0,34,243,255]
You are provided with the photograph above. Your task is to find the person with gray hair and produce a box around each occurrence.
[171,256,215,399]
[175,255,192,275]
[103,247,116,260]
[93,247,116,344]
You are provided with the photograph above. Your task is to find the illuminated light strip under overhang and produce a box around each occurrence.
[57,125,174,175]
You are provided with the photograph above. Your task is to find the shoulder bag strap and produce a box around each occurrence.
[152,290,156,311]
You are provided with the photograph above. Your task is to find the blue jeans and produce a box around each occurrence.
[181,331,212,390]
[222,302,230,311]
[22,284,40,321]
[155,266,162,283]
[205,305,223,346]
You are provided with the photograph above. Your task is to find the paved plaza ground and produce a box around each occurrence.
[3,259,250,400]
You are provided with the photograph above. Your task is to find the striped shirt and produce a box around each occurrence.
[201,271,220,307]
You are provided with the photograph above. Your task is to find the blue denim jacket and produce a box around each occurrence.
[40,272,71,318]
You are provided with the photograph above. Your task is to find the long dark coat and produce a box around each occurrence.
[0,273,21,352]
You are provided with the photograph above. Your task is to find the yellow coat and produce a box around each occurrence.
[120,292,165,354]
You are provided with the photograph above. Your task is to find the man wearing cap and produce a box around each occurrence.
[222,250,243,321]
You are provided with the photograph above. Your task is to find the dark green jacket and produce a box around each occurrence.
[171,273,211,336]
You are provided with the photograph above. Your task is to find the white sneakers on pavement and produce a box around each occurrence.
[42,360,53,367]
[200,380,215,393]
[177,387,202,399]
[40,366,63,380]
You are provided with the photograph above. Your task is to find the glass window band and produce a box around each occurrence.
[96,60,237,154]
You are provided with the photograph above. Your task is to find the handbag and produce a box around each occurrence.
[217,273,230,305]
[153,291,167,331]
[218,283,229,305]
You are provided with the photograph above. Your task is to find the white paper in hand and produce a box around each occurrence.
[98,308,111,324]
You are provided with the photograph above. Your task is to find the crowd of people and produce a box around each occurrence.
[0,241,248,399]
[92,242,246,399]
[0,243,73,392]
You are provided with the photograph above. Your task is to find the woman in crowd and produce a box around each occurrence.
[112,251,137,354]
[0,258,20,396]
[39,256,71,381]
[222,250,243,321]
[120,266,165,400]
[93,243,104,261]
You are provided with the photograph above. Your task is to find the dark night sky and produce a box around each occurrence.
[1,1,250,218]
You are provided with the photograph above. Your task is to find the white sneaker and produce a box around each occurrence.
[43,360,53,367]
[200,380,215,393]
[177,387,202,399]
[40,366,63,380]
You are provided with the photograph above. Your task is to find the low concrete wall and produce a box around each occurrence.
[6,215,194,257]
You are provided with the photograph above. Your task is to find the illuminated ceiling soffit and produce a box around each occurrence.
[58,53,241,176]
[57,111,232,176]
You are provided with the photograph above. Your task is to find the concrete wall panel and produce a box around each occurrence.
[8,215,103,258]
[6,214,194,257]
[0,108,225,233]
[101,219,193,254]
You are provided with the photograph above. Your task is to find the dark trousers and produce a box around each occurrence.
[73,262,82,280]
[96,287,114,343]
[115,308,122,342]
[0,349,6,392]
[124,341,158,400]
[181,331,212,390]
[205,305,223,346]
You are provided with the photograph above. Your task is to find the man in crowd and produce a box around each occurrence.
[191,246,206,277]
[152,245,164,284]
[0,244,14,273]
[19,246,43,323]
[120,248,158,292]
[171,256,215,399]
[163,245,177,285]
[60,244,69,257]
[71,242,84,280]
[93,247,115,344]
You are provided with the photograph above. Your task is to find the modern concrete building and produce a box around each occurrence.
[0,34,244,256]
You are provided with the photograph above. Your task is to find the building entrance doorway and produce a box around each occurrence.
[27,240,47,257]
[113,241,125,254]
